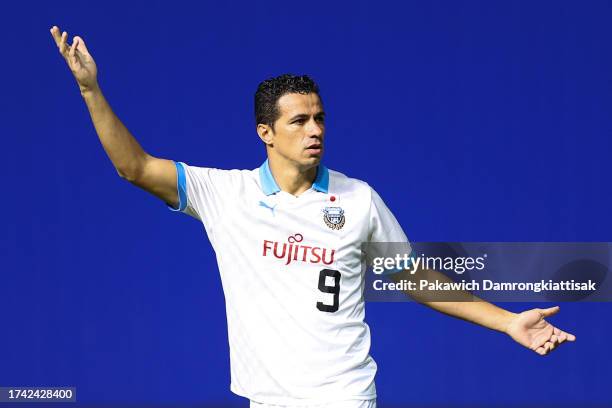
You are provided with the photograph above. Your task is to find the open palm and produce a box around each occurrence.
[50,26,98,92]
[506,306,576,355]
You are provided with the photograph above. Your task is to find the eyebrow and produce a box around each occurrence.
[289,112,326,121]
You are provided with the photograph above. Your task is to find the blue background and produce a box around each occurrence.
[2,0,611,406]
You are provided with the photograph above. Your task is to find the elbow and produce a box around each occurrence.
[115,154,151,184]
[116,166,142,183]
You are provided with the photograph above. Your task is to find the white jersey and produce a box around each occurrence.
[170,159,410,405]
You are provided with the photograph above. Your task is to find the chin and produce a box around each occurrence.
[298,156,321,170]
[306,156,322,165]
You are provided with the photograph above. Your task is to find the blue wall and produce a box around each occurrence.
[2,1,611,406]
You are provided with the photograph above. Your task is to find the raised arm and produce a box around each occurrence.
[50,26,179,209]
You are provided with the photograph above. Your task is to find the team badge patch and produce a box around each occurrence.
[323,206,345,230]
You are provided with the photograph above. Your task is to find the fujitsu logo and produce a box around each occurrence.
[262,233,336,266]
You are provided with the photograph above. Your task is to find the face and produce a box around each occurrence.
[258,92,325,170]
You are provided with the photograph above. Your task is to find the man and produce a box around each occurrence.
[50,26,575,408]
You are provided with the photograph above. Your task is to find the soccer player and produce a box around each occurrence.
[50,26,576,408]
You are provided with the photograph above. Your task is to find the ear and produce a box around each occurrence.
[257,123,274,146]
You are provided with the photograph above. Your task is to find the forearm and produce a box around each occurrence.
[391,268,516,333]
[424,298,516,333]
[51,27,178,206]
[81,86,149,181]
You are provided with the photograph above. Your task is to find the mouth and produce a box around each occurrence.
[305,144,323,154]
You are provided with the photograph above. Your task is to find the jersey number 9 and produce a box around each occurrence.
[316,269,341,313]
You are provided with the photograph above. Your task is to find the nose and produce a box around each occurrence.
[306,118,323,138]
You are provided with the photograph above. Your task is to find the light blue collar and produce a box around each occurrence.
[259,159,329,196]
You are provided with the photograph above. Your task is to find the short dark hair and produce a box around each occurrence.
[255,74,321,129]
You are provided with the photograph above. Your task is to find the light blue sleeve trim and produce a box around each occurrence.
[167,161,187,212]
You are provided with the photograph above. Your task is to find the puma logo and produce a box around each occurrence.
[259,201,277,216]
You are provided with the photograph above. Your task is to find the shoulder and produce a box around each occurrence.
[328,168,374,200]
[181,163,255,179]
[180,163,258,191]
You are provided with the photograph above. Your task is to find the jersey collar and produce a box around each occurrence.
[259,159,329,196]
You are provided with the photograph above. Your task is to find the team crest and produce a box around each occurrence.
[322,206,345,230]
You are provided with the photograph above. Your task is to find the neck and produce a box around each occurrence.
[267,154,318,196]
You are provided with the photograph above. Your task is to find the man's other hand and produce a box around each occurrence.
[50,26,98,93]
[506,306,576,356]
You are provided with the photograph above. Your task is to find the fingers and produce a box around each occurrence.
[50,26,62,47]
[50,26,76,58]
[553,330,567,345]
[532,336,553,355]
[73,36,90,55]
[535,341,556,356]
[539,306,560,318]
[527,311,575,356]
[60,30,68,54]
[554,326,576,342]
[533,328,576,356]
[50,26,68,55]
[69,37,78,62]
[562,330,576,342]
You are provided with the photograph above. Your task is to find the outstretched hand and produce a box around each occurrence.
[506,306,576,356]
[50,25,98,92]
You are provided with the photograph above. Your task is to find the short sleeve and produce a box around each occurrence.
[167,161,239,233]
[365,187,413,274]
